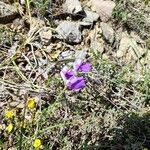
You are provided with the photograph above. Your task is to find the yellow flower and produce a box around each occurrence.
[5,110,14,118]
[27,98,36,109]
[33,139,41,149]
[6,123,13,133]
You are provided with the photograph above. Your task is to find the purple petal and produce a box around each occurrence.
[74,59,92,72]
[60,66,74,82]
[73,59,83,71]
[67,76,86,91]
[78,63,92,72]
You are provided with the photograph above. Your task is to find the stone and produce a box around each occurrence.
[56,21,82,44]
[91,41,104,54]
[117,32,146,62]
[25,17,45,29]
[100,22,115,44]
[90,0,116,22]
[59,50,75,60]
[63,0,83,15]
[0,2,18,23]
[85,27,104,53]
[75,50,87,59]
[39,27,52,45]
[80,10,99,26]
[116,32,131,58]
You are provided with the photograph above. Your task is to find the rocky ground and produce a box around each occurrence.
[0,0,150,149]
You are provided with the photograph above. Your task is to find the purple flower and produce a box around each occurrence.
[60,59,91,91]
[60,66,74,82]
[73,59,92,73]
[67,76,86,91]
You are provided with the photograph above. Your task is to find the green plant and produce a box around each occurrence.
[31,0,50,17]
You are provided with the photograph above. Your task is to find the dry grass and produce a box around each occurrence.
[0,0,150,149]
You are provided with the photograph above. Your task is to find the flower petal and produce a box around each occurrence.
[60,66,74,81]
[73,59,83,71]
[73,59,92,72]
[67,76,86,91]
[79,63,92,72]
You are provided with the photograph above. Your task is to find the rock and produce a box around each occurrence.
[26,17,45,39]
[100,22,115,44]
[90,0,116,22]
[116,32,131,58]
[39,27,52,45]
[63,0,83,15]
[85,27,104,53]
[59,50,75,60]
[25,17,45,29]
[60,50,74,59]
[0,2,18,23]
[91,41,104,54]
[117,32,146,62]
[80,10,99,26]
[75,50,87,59]
[59,49,87,61]
[56,21,82,44]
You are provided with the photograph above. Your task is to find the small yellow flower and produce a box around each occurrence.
[33,139,41,149]
[5,110,14,118]
[27,98,36,109]
[6,123,13,133]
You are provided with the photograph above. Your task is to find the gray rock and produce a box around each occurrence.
[0,2,18,23]
[39,27,52,45]
[56,21,82,44]
[75,50,87,59]
[91,41,104,53]
[116,32,146,61]
[81,10,99,26]
[117,32,131,58]
[60,50,75,60]
[63,0,83,15]
[100,22,115,44]
[91,0,116,22]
